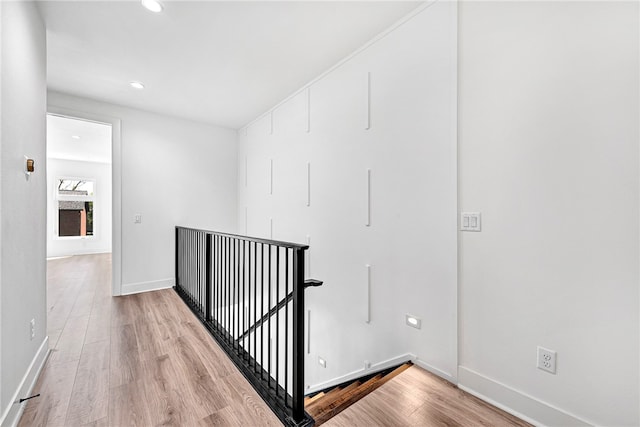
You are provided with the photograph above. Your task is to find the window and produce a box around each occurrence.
[56,179,95,237]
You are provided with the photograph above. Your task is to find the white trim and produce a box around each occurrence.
[0,338,49,427]
[47,156,111,165]
[47,249,111,257]
[412,356,456,384]
[306,353,413,394]
[458,366,594,427]
[46,106,123,296]
[120,278,174,295]
[449,0,459,385]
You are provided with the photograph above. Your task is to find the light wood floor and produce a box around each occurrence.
[325,366,531,427]
[20,253,529,427]
[19,253,281,427]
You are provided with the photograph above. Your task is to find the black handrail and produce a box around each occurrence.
[237,291,294,341]
[176,226,309,250]
[174,226,321,427]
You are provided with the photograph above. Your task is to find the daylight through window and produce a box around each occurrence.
[57,179,95,237]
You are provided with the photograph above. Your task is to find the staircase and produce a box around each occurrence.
[304,362,413,425]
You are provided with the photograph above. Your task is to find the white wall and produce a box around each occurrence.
[48,92,238,294]
[0,2,48,426]
[237,2,457,389]
[458,2,639,426]
[46,159,112,257]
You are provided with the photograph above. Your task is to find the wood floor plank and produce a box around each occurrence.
[141,360,197,427]
[65,366,110,425]
[78,339,110,371]
[85,310,111,345]
[166,336,229,420]
[180,320,236,379]
[108,380,153,427]
[79,416,110,427]
[47,314,90,366]
[325,366,532,427]
[218,372,283,427]
[197,406,245,426]
[18,359,79,427]
[110,323,142,388]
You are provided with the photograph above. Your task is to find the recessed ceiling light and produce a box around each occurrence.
[129,81,145,90]
[141,0,163,13]
[71,135,81,140]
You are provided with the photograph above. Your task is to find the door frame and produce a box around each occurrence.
[47,106,123,296]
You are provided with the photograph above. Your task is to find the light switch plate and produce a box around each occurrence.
[461,212,481,232]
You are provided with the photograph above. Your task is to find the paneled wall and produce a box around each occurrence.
[237,2,457,389]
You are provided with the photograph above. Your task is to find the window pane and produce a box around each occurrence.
[57,179,94,197]
[58,201,94,237]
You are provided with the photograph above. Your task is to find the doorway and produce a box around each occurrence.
[46,108,122,296]
[46,114,112,257]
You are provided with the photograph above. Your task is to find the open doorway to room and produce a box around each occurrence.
[46,114,112,256]
[44,114,116,349]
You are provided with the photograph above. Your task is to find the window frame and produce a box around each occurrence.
[54,176,97,240]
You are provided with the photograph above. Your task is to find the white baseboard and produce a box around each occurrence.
[47,249,111,259]
[458,366,593,427]
[1,337,50,427]
[412,356,456,384]
[120,277,174,295]
[306,353,414,394]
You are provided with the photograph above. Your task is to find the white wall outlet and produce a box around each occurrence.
[364,360,371,370]
[461,212,481,232]
[537,346,557,374]
[30,319,35,340]
[134,214,142,224]
[318,357,326,368]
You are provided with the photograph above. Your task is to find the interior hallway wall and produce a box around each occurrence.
[458,2,639,425]
[0,2,48,426]
[48,92,238,294]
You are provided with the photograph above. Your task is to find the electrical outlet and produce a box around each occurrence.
[537,346,556,374]
[318,357,326,368]
[30,319,35,340]
[364,360,371,370]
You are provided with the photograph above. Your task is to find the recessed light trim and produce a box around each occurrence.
[129,81,145,90]
[141,0,163,13]
[71,135,81,140]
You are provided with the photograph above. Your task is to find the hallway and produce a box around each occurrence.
[19,254,281,426]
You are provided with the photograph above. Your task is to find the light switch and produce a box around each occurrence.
[134,214,142,224]
[461,212,481,232]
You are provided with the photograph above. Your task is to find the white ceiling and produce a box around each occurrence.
[47,114,112,163]
[38,1,423,129]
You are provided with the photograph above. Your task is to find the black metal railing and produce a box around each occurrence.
[175,226,321,427]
